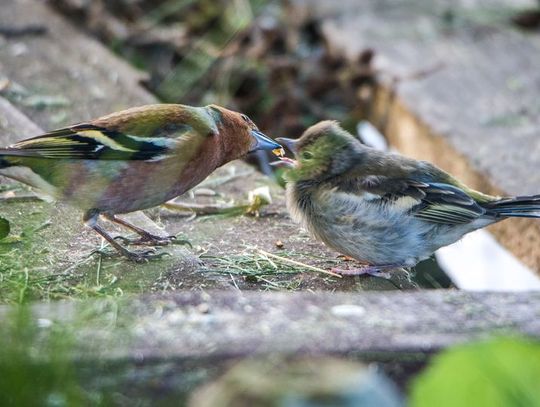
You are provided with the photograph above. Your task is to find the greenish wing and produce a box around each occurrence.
[409,182,486,224]
[351,176,487,225]
[8,124,183,160]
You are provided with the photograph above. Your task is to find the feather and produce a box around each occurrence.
[484,194,540,218]
[413,203,486,224]
[7,124,181,161]
[336,173,487,225]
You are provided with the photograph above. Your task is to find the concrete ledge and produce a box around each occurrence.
[6,290,538,360]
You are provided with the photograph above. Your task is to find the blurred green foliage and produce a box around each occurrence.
[0,307,98,406]
[0,217,9,239]
[411,337,540,407]
[52,0,364,139]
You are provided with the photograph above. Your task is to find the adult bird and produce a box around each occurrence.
[276,121,540,276]
[0,104,282,261]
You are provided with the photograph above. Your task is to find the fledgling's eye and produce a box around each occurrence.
[241,114,250,123]
[301,151,314,160]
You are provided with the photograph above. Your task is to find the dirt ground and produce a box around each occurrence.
[156,163,420,292]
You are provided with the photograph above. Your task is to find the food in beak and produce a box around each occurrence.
[272,147,286,157]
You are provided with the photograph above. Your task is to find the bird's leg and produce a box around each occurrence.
[101,213,179,246]
[331,263,401,279]
[84,210,164,263]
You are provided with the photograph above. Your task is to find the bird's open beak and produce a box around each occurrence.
[275,137,299,154]
[271,137,299,169]
[270,157,297,169]
[249,130,283,155]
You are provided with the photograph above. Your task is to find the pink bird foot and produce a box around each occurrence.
[330,264,397,279]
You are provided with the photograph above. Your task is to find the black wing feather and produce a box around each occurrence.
[8,124,170,160]
[342,175,486,225]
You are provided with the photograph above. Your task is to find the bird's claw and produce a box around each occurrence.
[91,248,114,258]
[133,234,193,248]
[170,236,192,248]
[92,246,170,263]
[113,234,186,247]
[126,248,171,263]
[140,235,175,246]
[113,235,133,245]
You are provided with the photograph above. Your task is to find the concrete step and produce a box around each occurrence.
[0,290,537,401]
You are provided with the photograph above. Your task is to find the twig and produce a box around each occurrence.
[257,249,342,278]
[229,273,240,290]
[96,239,105,286]
[162,200,246,215]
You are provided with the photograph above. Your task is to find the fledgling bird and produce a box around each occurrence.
[0,104,282,261]
[276,121,540,276]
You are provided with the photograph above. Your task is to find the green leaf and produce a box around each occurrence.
[0,217,10,240]
[410,337,540,407]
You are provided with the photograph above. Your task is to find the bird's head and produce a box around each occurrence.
[275,121,362,182]
[205,105,283,162]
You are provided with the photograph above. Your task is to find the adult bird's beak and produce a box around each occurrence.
[249,130,282,153]
[275,137,299,154]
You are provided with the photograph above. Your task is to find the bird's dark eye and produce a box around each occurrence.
[241,114,250,123]
[301,151,313,160]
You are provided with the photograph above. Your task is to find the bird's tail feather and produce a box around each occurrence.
[0,149,25,169]
[486,194,540,218]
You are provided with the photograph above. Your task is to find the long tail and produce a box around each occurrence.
[0,148,27,168]
[485,194,540,218]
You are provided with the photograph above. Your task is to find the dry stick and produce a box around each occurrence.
[163,201,245,215]
[257,249,342,278]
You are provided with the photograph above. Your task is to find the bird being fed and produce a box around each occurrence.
[0,104,283,262]
[276,121,540,277]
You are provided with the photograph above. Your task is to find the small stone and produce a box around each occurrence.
[331,304,366,318]
[11,42,28,56]
[197,303,210,314]
[36,318,53,328]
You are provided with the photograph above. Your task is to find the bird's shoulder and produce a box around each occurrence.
[90,104,217,138]
[333,151,436,195]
